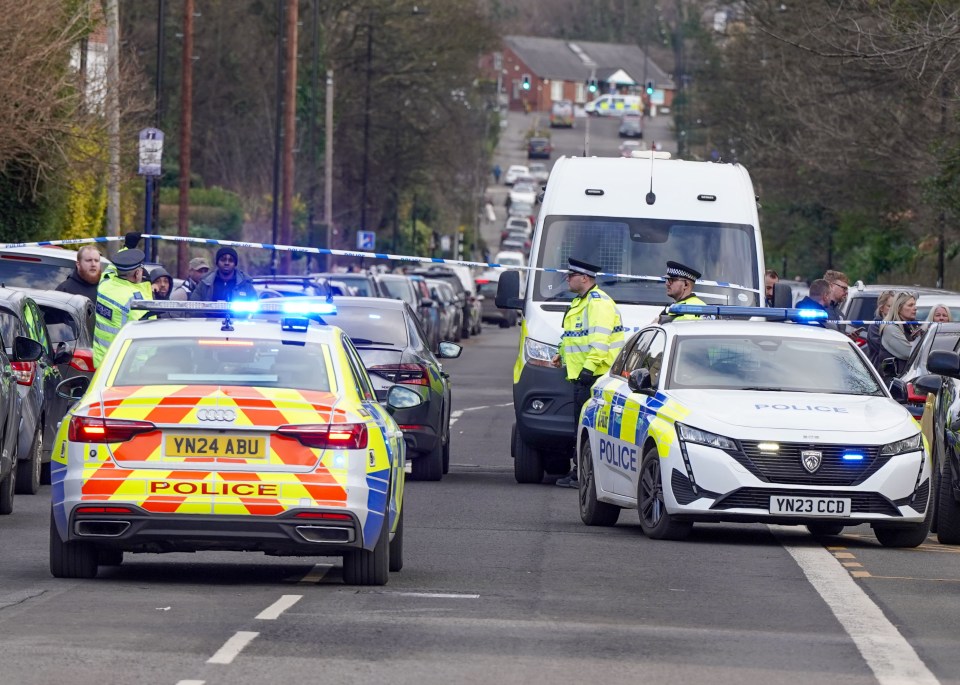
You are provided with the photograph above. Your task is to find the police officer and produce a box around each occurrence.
[93,248,153,368]
[551,257,625,488]
[660,260,707,322]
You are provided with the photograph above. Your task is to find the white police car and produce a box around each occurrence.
[577,306,932,547]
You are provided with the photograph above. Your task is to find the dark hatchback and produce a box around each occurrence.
[312,272,384,298]
[527,137,552,160]
[0,289,71,494]
[0,335,43,514]
[310,296,460,481]
[14,288,96,382]
[894,322,960,418]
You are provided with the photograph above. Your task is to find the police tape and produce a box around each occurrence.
[0,233,764,294]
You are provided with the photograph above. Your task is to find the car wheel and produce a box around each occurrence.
[579,439,620,526]
[389,507,403,572]
[342,512,389,585]
[637,446,692,540]
[15,428,42,495]
[410,442,443,481]
[49,512,98,578]
[937,462,960,544]
[442,433,450,475]
[0,465,14,515]
[512,423,544,484]
[873,492,933,548]
[806,523,845,537]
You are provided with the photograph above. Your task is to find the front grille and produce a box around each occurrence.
[712,487,901,517]
[735,441,888,486]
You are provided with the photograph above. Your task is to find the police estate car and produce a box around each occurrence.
[577,308,932,547]
[50,300,412,585]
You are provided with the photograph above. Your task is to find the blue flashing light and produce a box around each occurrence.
[281,301,337,316]
[667,304,832,323]
[795,308,828,320]
[842,452,865,461]
[229,300,260,313]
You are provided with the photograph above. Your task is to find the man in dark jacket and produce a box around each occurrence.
[189,246,257,302]
[795,279,831,325]
[56,245,102,303]
[150,266,174,300]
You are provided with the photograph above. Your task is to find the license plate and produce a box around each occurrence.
[769,495,851,517]
[164,434,267,459]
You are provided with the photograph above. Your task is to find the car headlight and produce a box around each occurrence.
[676,422,738,451]
[880,433,922,456]
[524,337,558,368]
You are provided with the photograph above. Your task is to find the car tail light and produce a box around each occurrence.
[397,424,426,431]
[293,511,353,520]
[68,415,157,443]
[75,505,135,514]
[70,348,95,372]
[906,383,929,404]
[11,361,35,386]
[368,363,429,386]
[277,423,368,449]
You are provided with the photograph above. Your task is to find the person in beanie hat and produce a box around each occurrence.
[171,256,210,301]
[149,266,174,300]
[189,245,257,302]
[550,256,625,488]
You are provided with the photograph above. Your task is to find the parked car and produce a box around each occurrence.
[407,274,441,352]
[892,322,960,419]
[476,273,518,328]
[313,296,460,480]
[427,278,462,343]
[411,266,481,338]
[507,200,537,226]
[508,183,538,208]
[0,335,43,514]
[502,217,532,241]
[619,140,643,158]
[249,275,344,299]
[528,162,550,185]
[494,250,526,268]
[549,99,574,128]
[0,288,71,494]
[312,272,384,297]
[527,137,552,160]
[0,245,113,290]
[842,282,955,322]
[13,288,95,383]
[503,164,529,186]
[373,273,441,347]
[618,114,643,138]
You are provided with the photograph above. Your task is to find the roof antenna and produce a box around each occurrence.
[645,151,656,205]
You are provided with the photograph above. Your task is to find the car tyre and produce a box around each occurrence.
[49,513,98,578]
[389,507,403,572]
[873,491,934,548]
[342,513,389,585]
[15,428,42,495]
[806,523,845,537]
[0,466,14,515]
[579,440,620,526]
[937,462,960,544]
[442,434,450,475]
[512,423,544,484]
[410,442,443,481]
[638,446,692,540]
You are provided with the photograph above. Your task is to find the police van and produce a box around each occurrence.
[496,154,767,483]
[583,94,642,117]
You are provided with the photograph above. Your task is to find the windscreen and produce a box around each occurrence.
[668,335,883,395]
[534,216,759,306]
[337,276,373,297]
[379,278,416,307]
[112,337,332,391]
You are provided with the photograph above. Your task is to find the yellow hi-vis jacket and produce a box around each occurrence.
[558,286,625,380]
[94,271,153,368]
[663,294,707,321]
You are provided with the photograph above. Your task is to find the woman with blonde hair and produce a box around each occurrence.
[926,304,952,323]
[879,291,923,374]
[866,290,895,367]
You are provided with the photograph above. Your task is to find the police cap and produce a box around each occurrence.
[113,248,145,272]
[568,257,600,278]
[664,260,701,281]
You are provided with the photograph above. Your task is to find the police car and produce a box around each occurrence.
[577,306,932,547]
[49,300,412,585]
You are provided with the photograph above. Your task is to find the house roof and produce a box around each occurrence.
[503,35,675,89]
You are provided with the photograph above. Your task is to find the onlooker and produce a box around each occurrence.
[795,279,831,318]
[189,247,257,302]
[866,290,895,367]
[56,245,102,303]
[823,269,850,330]
[171,257,210,301]
[492,164,502,184]
[764,269,779,307]
[150,266,173,301]
[880,291,923,376]
[93,249,153,368]
[926,304,952,323]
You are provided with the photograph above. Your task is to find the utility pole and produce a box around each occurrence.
[270,0,285,275]
[324,69,334,269]
[105,0,120,239]
[278,0,298,274]
[177,0,194,275]
[307,0,320,273]
[360,11,374,241]
[152,0,165,261]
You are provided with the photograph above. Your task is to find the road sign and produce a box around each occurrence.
[357,231,376,250]
[138,128,164,176]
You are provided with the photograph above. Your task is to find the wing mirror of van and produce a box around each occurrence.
[772,282,793,308]
[495,270,523,310]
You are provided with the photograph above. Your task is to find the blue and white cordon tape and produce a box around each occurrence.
[0,233,761,295]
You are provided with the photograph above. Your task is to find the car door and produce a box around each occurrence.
[22,298,66,450]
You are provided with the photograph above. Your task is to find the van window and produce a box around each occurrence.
[534,216,759,307]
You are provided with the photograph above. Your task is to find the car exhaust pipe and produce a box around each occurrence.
[295,526,354,543]
[74,520,131,537]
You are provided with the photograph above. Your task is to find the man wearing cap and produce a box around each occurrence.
[93,248,153,368]
[171,257,210,301]
[550,257,625,488]
[660,260,707,322]
[189,247,257,302]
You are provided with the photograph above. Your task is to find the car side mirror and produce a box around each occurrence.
[914,374,942,395]
[495,270,523,310]
[56,375,89,402]
[438,341,462,359]
[772,282,793,308]
[927,350,960,378]
[12,336,43,363]
[385,385,423,413]
[52,345,73,366]
[879,357,898,379]
[627,368,654,395]
[888,378,909,403]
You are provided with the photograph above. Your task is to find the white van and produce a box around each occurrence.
[496,154,766,482]
[584,94,641,117]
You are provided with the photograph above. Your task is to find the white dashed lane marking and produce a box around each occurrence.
[255,594,302,620]
[206,631,259,665]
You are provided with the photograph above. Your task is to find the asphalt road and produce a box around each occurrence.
[1,324,959,685]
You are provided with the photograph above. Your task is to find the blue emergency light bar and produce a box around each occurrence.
[131,300,338,317]
[667,304,829,322]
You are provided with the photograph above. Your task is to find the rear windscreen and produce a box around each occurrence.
[332,307,407,347]
[0,257,73,289]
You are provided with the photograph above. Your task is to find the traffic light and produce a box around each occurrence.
[645,80,655,95]
[521,74,531,91]
[587,78,598,94]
